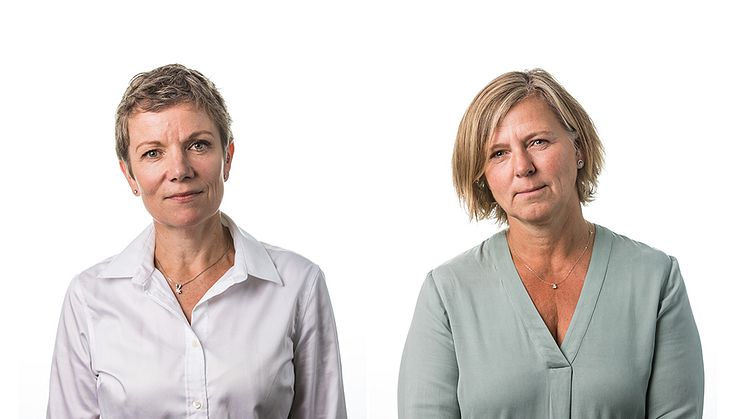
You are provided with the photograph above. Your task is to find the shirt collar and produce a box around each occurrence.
[98,213,282,286]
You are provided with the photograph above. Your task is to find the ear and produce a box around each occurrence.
[223,142,235,181]
[119,160,139,195]
[574,141,585,161]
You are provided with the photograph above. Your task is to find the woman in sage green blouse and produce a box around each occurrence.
[398,69,704,418]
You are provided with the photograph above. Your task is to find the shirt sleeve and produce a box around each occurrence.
[398,272,461,419]
[646,257,704,418]
[47,279,100,419]
[289,269,347,419]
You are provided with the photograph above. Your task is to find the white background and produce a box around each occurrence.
[1,1,743,417]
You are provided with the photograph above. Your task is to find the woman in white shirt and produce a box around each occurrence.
[47,64,347,418]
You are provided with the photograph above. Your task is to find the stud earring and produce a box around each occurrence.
[133,189,138,195]
[577,160,585,169]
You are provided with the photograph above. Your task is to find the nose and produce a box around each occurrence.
[513,149,535,178]
[167,151,195,182]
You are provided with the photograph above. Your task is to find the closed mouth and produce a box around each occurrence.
[515,185,546,196]
[166,191,203,200]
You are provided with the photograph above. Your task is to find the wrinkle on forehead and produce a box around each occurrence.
[491,97,568,147]
[128,103,219,149]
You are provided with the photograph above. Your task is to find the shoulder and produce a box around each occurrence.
[225,213,323,290]
[598,225,683,301]
[432,236,494,274]
[602,226,675,273]
[427,232,503,294]
[262,242,323,284]
[59,254,120,311]
[254,243,327,317]
[76,255,117,279]
[65,222,155,294]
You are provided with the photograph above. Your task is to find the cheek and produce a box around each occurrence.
[205,161,225,183]
[132,169,160,193]
[562,159,579,181]
[552,162,579,194]
[484,167,511,202]
[484,163,509,184]
[128,162,169,196]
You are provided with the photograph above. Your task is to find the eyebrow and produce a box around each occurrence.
[488,130,556,149]
[134,130,217,152]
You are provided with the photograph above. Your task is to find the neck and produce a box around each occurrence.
[153,212,231,271]
[506,205,591,263]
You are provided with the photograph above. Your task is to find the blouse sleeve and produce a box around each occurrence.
[289,269,347,419]
[47,279,100,419]
[399,272,460,418]
[646,257,704,418]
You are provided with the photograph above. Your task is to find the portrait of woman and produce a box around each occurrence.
[46,64,347,418]
[398,69,704,418]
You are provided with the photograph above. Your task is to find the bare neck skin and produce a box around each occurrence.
[506,201,592,272]
[153,211,233,277]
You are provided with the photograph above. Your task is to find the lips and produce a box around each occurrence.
[166,190,203,201]
[515,185,546,196]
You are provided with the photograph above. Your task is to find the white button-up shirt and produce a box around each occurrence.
[47,214,347,418]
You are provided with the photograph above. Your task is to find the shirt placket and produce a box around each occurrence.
[548,365,572,418]
[184,320,208,418]
[145,274,210,418]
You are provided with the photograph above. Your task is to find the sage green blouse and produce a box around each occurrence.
[398,225,703,418]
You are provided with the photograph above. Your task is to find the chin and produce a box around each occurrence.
[153,208,220,229]
[509,205,555,224]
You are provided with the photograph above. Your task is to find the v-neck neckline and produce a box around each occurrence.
[493,224,613,367]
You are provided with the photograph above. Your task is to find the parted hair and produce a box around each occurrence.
[115,64,233,174]
[452,69,604,223]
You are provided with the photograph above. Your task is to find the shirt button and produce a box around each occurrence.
[192,400,202,409]
[192,340,199,348]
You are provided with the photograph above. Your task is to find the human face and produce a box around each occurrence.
[120,102,234,230]
[484,96,581,225]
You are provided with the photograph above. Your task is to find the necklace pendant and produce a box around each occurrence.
[551,283,558,289]
[175,284,183,294]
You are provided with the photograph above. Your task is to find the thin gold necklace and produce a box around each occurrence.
[155,245,230,295]
[509,225,594,290]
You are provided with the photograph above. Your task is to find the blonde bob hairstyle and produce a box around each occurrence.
[452,68,604,223]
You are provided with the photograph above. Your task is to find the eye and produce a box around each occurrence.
[490,150,507,160]
[530,139,549,147]
[142,149,161,159]
[189,140,210,152]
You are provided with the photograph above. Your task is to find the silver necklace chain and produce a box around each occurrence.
[509,225,594,290]
[155,245,230,295]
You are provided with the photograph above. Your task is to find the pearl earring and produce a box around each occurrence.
[577,160,585,169]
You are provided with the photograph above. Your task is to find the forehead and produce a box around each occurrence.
[491,96,566,143]
[128,102,218,142]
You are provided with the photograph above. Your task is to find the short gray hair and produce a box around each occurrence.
[115,64,233,175]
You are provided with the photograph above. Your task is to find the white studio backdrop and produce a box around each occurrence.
[1,1,743,418]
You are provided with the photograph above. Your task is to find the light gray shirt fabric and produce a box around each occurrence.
[399,225,703,418]
[48,214,347,418]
